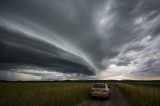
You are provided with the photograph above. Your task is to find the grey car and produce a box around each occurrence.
[90,83,111,99]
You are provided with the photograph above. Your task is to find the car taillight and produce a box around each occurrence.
[90,89,94,92]
[103,90,107,92]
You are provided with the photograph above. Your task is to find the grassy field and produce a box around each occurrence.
[116,82,160,106]
[0,82,93,106]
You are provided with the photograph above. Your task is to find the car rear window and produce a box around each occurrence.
[93,84,106,88]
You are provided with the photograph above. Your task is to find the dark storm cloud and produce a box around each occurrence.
[0,0,160,80]
[0,0,106,68]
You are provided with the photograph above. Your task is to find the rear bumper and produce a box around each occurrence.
[90,92,110,97]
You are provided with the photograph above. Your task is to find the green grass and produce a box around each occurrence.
[0,82,93,106]
[116,82,160,106]
[120,81,160,87]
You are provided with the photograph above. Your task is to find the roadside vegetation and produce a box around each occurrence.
[0,82,93,106]
[116,82,160,106]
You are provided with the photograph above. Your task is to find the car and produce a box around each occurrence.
[90,83,111,99]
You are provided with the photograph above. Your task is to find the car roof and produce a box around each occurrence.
[93,83,107,88]
[94,83,106,85]
[94,83,108,86]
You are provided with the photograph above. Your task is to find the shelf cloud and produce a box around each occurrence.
[0,0,160,80]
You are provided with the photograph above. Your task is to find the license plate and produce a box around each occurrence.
[95,90,101,94]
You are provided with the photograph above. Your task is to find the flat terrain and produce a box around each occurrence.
[0,82,92,106]
[1,81,159,106]
[79,83,131,106]
[117,82,160,106]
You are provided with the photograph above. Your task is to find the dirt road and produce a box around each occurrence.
[78,83,131,106]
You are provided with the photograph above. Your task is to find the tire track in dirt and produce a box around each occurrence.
[78,83,131,106]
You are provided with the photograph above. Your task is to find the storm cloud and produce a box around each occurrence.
[0,0,160,80]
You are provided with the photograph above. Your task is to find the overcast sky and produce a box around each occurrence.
[0,0,160,81]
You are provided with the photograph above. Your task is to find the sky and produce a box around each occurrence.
[0,0,160,81]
